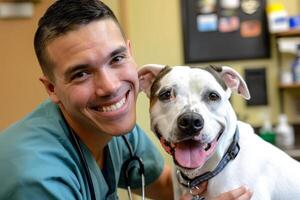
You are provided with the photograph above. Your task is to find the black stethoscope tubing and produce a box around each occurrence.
[121,135,145,200]
[68,125,97,200]
[63,114,145,200]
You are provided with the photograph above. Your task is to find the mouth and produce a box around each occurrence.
[172,130,223,169]
[91,90,130,115]
[97,96,126,112]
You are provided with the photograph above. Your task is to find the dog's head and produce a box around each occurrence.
[138,64,250,177]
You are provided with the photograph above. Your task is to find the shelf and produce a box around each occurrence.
[279,83,300,89]
[275,29,300,37]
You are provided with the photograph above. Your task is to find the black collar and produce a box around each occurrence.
[176,127,240,189]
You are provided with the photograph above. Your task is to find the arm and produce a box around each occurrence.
[133,164,174,200]
[212,186,252,200]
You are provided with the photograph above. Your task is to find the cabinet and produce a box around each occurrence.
[275,30,300,115]
[274,30,300,159]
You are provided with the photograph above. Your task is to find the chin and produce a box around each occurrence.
[104,115,136,136]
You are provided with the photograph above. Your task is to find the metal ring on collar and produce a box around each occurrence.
[189,185,200,196]
[191,195,206,200]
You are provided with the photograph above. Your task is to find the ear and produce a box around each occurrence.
[126,40,133,57]
[39,76,60,104]
[138,64,165,97]
[220,66,251,100]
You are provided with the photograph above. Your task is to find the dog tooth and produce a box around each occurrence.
[204,143,211,151]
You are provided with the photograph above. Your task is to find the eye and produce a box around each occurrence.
[70,71,90,82]
[208,92,220,101]
[110,55,126,65]
[158,88,175,101]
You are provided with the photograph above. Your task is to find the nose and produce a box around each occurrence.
[177,112,204,135]
[95,69,121,96]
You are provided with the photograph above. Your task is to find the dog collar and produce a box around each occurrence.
[176,127,240,189]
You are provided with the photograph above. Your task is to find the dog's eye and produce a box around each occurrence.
[158,89,174,101]
[208,92,220,101]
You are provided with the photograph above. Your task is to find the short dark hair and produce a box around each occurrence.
[34,0,123,81]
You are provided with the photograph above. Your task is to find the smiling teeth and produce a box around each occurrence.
[99,97,126,112]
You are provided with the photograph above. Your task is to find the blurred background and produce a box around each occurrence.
[1,0,300,198]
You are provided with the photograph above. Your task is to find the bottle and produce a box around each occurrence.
[259,116,276,145]
[291,44,300,83]
[275,114,295,149]
[266,3,289,33]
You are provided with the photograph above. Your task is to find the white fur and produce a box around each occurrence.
[139,64,300,200]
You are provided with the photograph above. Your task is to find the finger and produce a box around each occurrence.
[237,187,253,200]
[180,193,193,200]
[190,181,208,195]
[227,186,248,198]
[214,186,252,200]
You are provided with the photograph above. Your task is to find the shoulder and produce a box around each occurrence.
[1,100,70,146]
[0,100,82,198]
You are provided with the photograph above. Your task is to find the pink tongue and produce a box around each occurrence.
[174,141,207,168]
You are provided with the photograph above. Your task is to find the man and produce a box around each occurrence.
[0,0,252,199]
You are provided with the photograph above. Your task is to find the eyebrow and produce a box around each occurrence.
[109,46,127,58]
[63,46,128,81]
[64,64,89,81]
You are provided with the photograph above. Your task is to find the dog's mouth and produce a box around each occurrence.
[154,125,224,169]
[174,135,219,169]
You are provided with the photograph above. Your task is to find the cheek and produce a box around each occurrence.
[150,102,179,138]
[120,64,139,91]
[58,85,93,110]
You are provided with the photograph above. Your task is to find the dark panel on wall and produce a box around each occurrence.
[181,0,270,63]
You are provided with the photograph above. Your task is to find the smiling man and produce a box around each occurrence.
[0,1,252,200]
[40,19,140,161]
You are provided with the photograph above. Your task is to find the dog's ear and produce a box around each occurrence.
[220,66,251,100]
[138,64,165,97]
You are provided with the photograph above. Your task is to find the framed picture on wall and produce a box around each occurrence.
[180,0,270,63]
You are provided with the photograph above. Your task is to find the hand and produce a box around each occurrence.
[180,182,252,200]
[212,186,252,200]
[180,181,208,200]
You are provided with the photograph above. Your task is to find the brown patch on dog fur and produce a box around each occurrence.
[193,65,228,91]
[149,66,172,108]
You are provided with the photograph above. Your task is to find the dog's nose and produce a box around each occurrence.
[177,112,204,135]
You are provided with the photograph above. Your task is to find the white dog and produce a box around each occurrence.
[138,64,300,200]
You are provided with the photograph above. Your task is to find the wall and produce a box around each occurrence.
[0,1,49,130]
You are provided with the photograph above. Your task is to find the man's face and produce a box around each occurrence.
[42,19,139,137]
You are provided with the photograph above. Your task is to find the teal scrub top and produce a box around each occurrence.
[0,100,164,200]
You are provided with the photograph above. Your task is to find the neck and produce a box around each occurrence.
[79,131,110,169]
[61,110,112,169]
[192,120,238,177]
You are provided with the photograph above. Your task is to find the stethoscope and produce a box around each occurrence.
[65,116,145,200]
